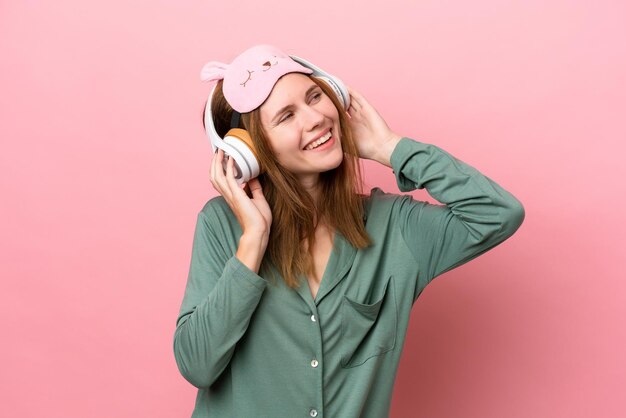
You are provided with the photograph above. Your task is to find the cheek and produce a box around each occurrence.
[265,130,287,153]
[271,129,302,152]
[267,137,296,166]
[323,96,340,117]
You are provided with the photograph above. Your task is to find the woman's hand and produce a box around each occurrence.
[210,149,272,272]
[346,87,403,167]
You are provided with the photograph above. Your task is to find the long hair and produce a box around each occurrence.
[208,76,371,288]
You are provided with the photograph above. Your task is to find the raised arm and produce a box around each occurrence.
[173,150,272,388]
[389,138,525,289]
[348,87,525,297]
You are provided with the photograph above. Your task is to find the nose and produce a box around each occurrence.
[303,104,325,132]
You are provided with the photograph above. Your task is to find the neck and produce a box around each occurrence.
[298,173,322,204]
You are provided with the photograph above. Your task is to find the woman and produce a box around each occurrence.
[174,44,525,418]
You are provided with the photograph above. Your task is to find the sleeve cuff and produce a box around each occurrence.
[224,256,268,291]
[389,137,426,192]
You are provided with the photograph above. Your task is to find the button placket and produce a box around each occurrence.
[306,308,322,418]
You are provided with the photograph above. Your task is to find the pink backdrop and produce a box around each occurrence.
[1,1,624,417]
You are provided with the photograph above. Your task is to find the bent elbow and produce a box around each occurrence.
[173,327,221,389]
[173,343,211,389]
[500,196,525,238]
[180,369,215,389]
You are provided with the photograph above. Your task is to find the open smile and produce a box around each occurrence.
[304,130,333,151]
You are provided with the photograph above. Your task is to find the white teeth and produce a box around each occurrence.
[305,131,332,150]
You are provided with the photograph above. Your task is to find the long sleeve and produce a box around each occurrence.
[389,138,525,297]
[173,200,268,388]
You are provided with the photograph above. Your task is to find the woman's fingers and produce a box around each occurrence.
[210,149,221,190]
[224,153,241,192]
[211,149,235,200]
[347,96,359,115]
[248,178,272,226]
[209,149,272,236]
[211,150,224,186]
[347,86,365,109]
[248,178,264,199]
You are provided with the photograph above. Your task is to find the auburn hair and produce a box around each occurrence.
[208,76,371,288]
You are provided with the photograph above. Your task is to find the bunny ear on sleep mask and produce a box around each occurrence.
[200,61,229,83]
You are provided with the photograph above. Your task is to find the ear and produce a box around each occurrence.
[200,61,229,82]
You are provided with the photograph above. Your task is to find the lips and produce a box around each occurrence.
[303,129,332,150]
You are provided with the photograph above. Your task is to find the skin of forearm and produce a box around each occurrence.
[236,232,269,273]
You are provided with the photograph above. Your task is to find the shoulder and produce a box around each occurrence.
[199,195,234,220]
[196,196,240,236]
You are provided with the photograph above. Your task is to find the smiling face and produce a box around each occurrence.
[259,73,343,186]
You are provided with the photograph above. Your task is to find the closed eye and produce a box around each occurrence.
[310,92,322,102]
[278,91,323,124]
[279,112,294,124]
[272,86,323,125]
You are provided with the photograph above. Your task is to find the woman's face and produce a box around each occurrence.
[260,73,343,184]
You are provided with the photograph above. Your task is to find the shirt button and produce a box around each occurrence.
[309,409,318,417]
[311,359,319,368]
[310,314,316,322]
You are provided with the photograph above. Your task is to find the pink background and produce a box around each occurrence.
[1,1,624,417]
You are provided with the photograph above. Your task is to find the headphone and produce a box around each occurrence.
[203,55,351,184]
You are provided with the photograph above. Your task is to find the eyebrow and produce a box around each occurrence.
[271,84,321,124]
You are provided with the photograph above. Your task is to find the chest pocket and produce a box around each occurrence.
[340,275,397,368]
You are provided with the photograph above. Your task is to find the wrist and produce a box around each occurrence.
[374,133,403,167]
[236,232,268,273]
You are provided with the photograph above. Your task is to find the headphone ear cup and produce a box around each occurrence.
[227,128,257,156]
[204,85,260,184]
[222,128,262,182]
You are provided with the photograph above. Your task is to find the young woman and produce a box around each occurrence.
[174,44,525,418]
